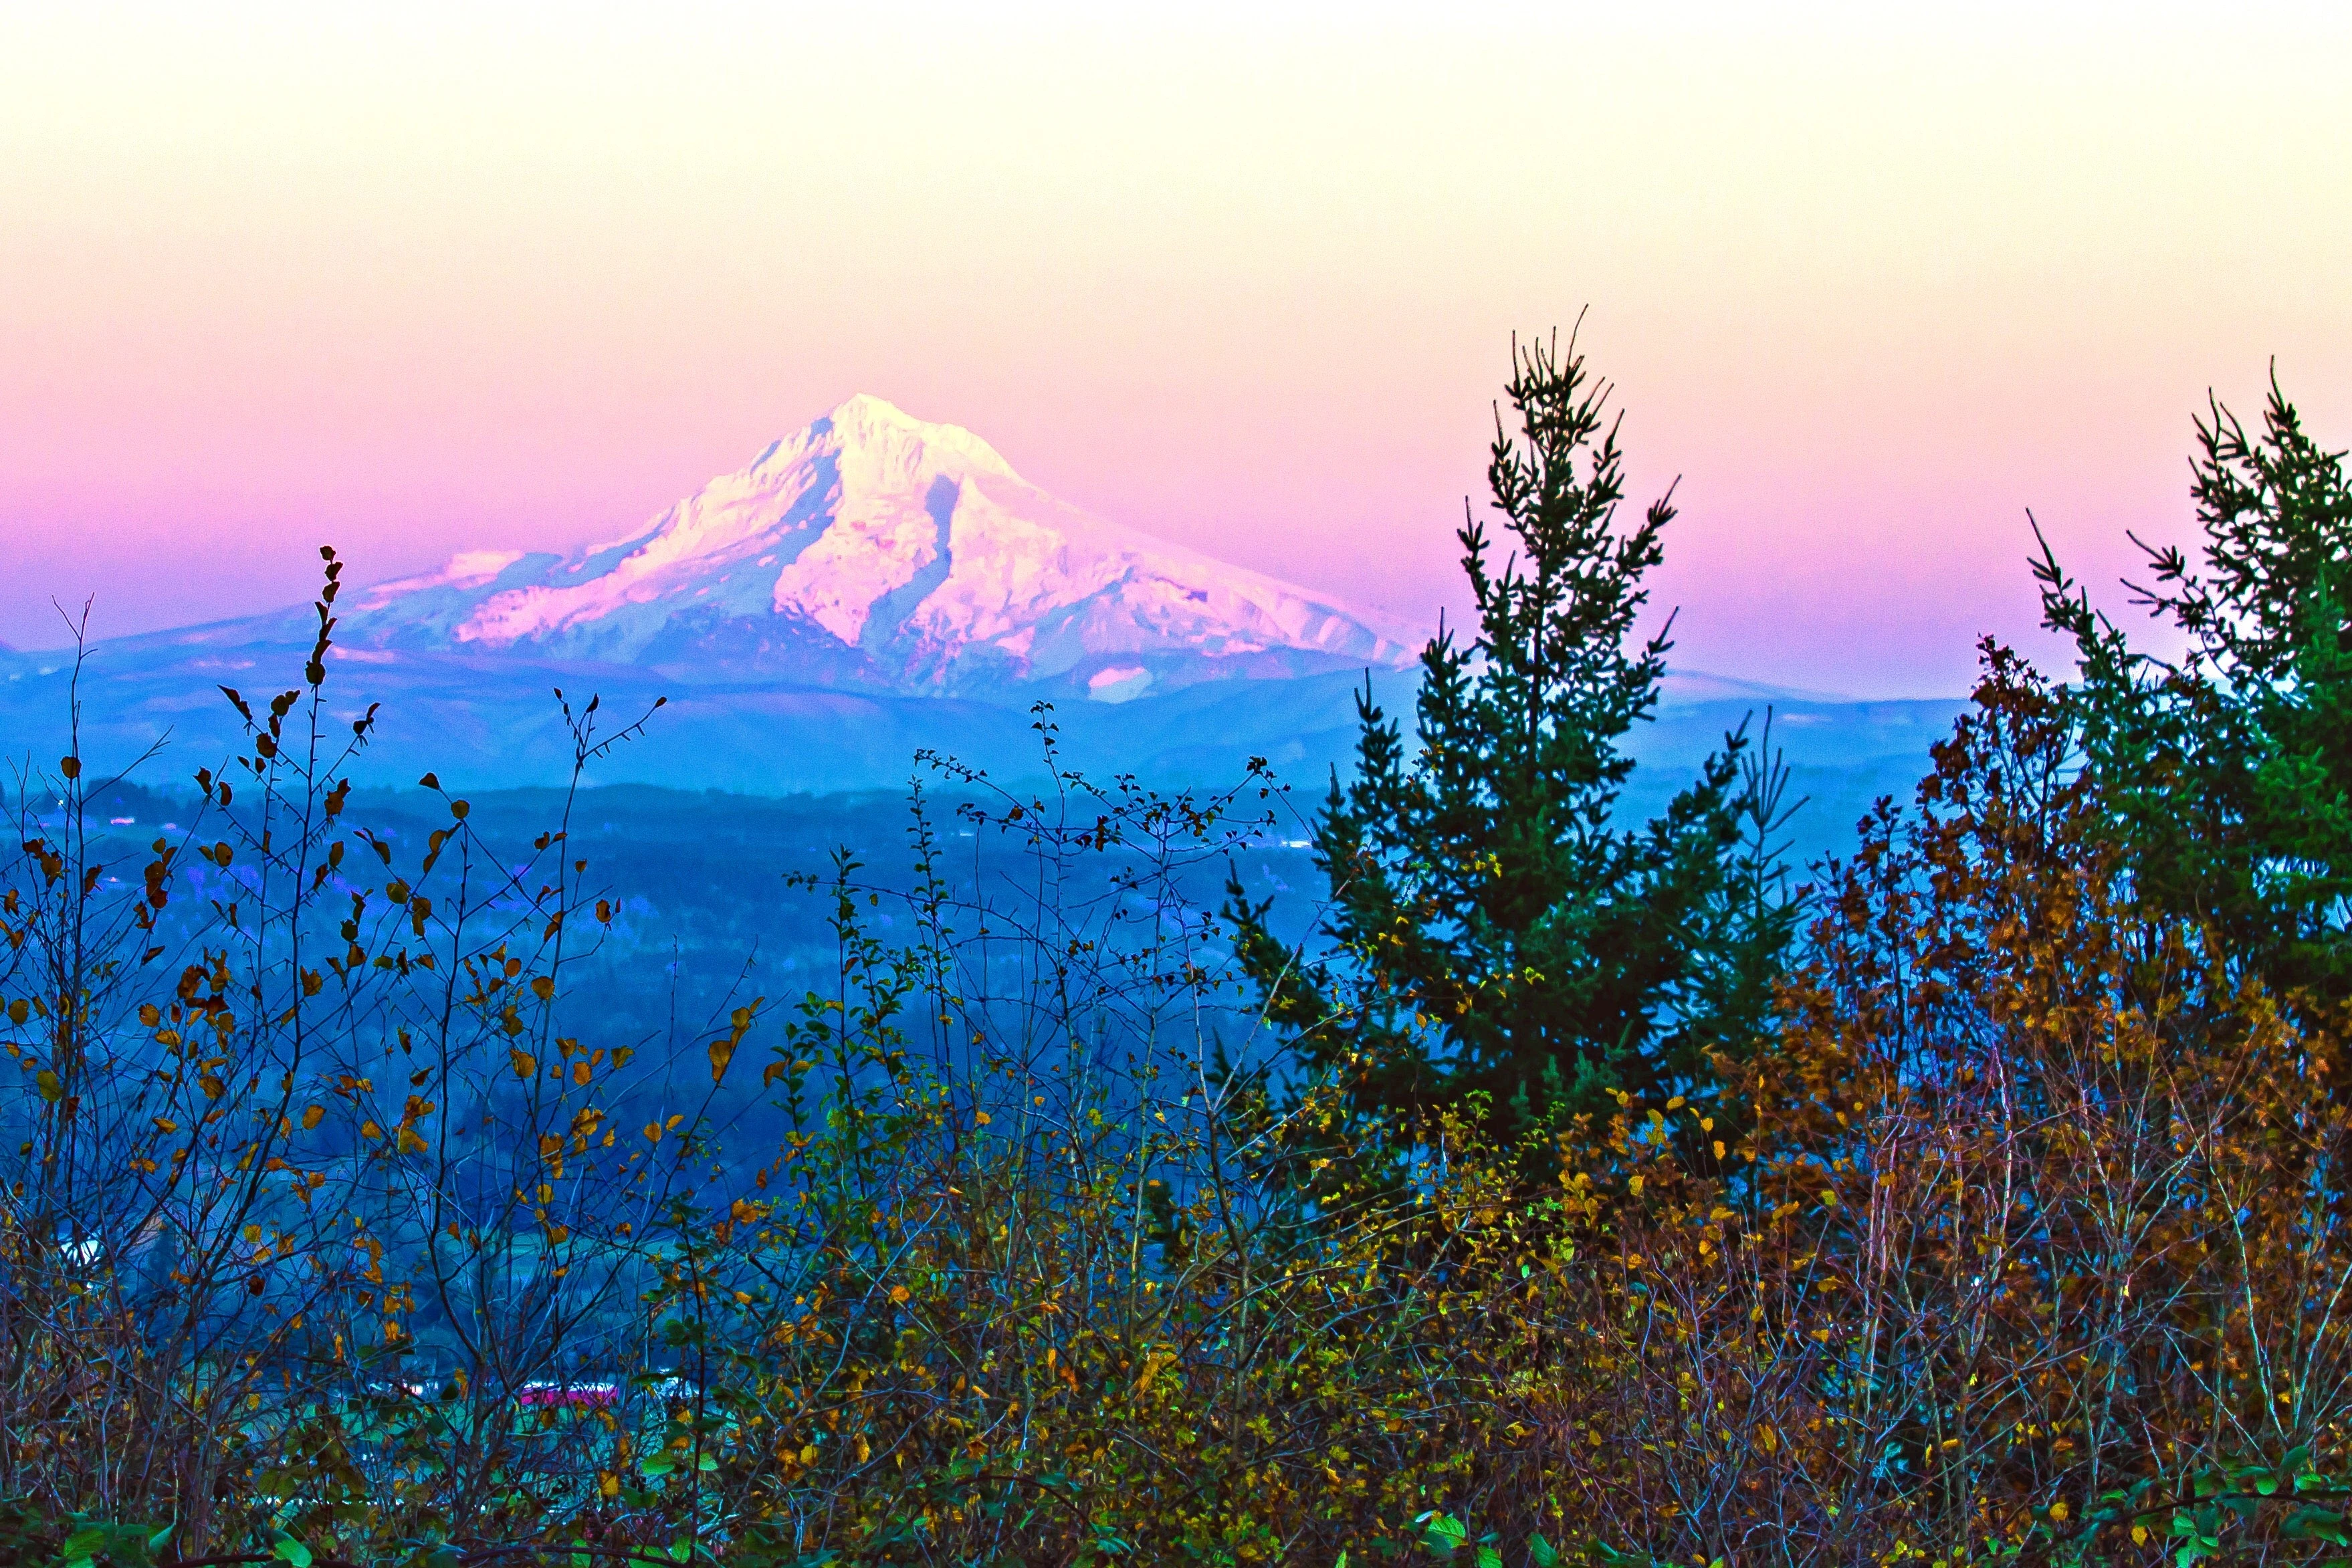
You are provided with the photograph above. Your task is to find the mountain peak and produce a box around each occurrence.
[789,393,1021,486]
[829,391,911,421]
[338,397,1416,697]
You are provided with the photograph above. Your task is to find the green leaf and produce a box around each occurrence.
[274,1537,314,1568]
[642,1454,677,1478]
[1416,1512,1467,1554]
[2283,1506,2352,1545]
[1527,1535,1559,1568]
[147,1525,175,1553]
[697,1452,719,1471]
[1476,1549,1501,1568]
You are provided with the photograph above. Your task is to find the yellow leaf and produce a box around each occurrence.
[302,1105,324,1131]
[360,1121,383,1141]
[510,1050,536,1081]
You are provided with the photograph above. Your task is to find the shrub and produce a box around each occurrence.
[1507,649,2352,1564]
[15,376,2352,1568]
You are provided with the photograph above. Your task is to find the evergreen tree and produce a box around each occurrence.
[1231,331,1800,1143]
[2036,370,2352,1007]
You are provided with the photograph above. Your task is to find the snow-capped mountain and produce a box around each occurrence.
[1,395,1963,809]
[330,395,1414,702]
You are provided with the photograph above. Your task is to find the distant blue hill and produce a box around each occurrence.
[0,631,1960,875]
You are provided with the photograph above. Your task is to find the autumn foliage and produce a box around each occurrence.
[1510,649,2352,1564]
[7,375,2352,1566]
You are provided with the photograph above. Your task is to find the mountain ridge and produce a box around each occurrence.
[0,397,1963,840]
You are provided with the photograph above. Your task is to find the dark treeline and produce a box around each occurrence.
[4,339,2351,1567]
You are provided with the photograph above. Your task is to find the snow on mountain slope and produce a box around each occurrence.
[342,395,1418,699]
[0,397,1968,818]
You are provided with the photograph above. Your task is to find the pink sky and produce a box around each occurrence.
[3,3,2348,697]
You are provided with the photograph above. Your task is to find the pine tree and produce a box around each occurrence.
[2035,369,2352,1008]
[1231,331,1800,1144]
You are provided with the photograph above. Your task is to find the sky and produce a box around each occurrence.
[3,1,2348,697]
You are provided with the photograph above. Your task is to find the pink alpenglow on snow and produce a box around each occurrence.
[340,396,1418,701]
